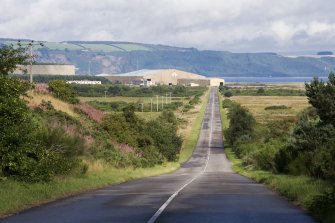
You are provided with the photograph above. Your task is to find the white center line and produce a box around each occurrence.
[147,89,216,223]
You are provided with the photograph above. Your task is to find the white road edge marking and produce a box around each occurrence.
[147,89,215,223]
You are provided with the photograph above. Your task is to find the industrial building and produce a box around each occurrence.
[66,80,102,85]
[177,78,224,87]
[13,64,75,76]
[98,69,224,86]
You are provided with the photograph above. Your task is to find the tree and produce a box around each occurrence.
[224,91,233,97]
[0,45,29,75]
[305,72,335,125]
[147,111,182,161]
[224,104,255,145]
[0,45,49,181]
[48,80,79,104]
[257,88,265,95]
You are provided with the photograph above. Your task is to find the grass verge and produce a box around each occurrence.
[0,162,178,218]
[178,89,209,163]
[224,148,333,222]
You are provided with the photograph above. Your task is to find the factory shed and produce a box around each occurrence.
[98,69,206,86]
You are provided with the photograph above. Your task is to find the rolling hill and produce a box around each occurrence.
[1,38,334,77]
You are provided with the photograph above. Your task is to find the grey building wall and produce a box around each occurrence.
[13,64,75,75]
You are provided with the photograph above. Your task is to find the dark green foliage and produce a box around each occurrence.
[309,187,335,223]
[257,88,265,95]
[305,72,335,126]
[274,73,335,181]
[0,45,29,75]
[37,127,83,176]
[101,113,139,147]
[275,118,335,180]
[147,111,182,161]
[0,46,84,182]
[48,80,79,104]
[224,91,233,97]
[224,104,255,146]
[101,109,182,163]
[264,105,290,110]
[0,58,53,181]
[222,99,237,109]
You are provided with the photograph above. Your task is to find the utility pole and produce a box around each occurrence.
[150,98,153,112]
[141,103,144,112]
[88,61,92,75]
[156,95,159,112]
[162,96,164,110]
[17,40,44,83]
[29,46,33,83]
[104,91,107,98]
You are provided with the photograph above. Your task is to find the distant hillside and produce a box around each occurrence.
[1,38,334,77]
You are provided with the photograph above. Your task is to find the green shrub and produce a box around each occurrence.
[224,104,255,146]
[48,80,79,104]
[222,99,236,108]
[38,127,83,176]
[309,187,335,223]
[264,105,290,110]
[147,111,182,161]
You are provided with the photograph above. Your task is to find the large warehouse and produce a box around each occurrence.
[13,64,75,76]
[98,69,224,86]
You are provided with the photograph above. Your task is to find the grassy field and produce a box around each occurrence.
[110,43,151,51]
[231,96,309,123]
[43,42,84,51]
[226,82,306,90]
[79,44,123,52]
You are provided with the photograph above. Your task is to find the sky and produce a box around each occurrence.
[0,0,334,52]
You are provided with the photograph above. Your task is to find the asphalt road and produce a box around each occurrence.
[1,87,315,223]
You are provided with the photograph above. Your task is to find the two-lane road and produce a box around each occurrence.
[1,88,315,223]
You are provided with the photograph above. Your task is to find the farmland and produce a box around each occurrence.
[231,96,309,123]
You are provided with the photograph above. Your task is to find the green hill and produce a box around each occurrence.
[1,38,334,77]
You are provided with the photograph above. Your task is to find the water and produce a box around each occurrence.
[223,76,329,83]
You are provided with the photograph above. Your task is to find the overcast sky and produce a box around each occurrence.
[0,0,334,52]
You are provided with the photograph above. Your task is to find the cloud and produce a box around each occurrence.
[0,0,334,52]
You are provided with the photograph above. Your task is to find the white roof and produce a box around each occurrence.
[97,69,167,77]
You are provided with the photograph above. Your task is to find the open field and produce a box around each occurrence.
[226,82,306,90]
[79,44,123,52]
[79,96,187,103]
[231,96,309,123]
[110,43,151,51]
